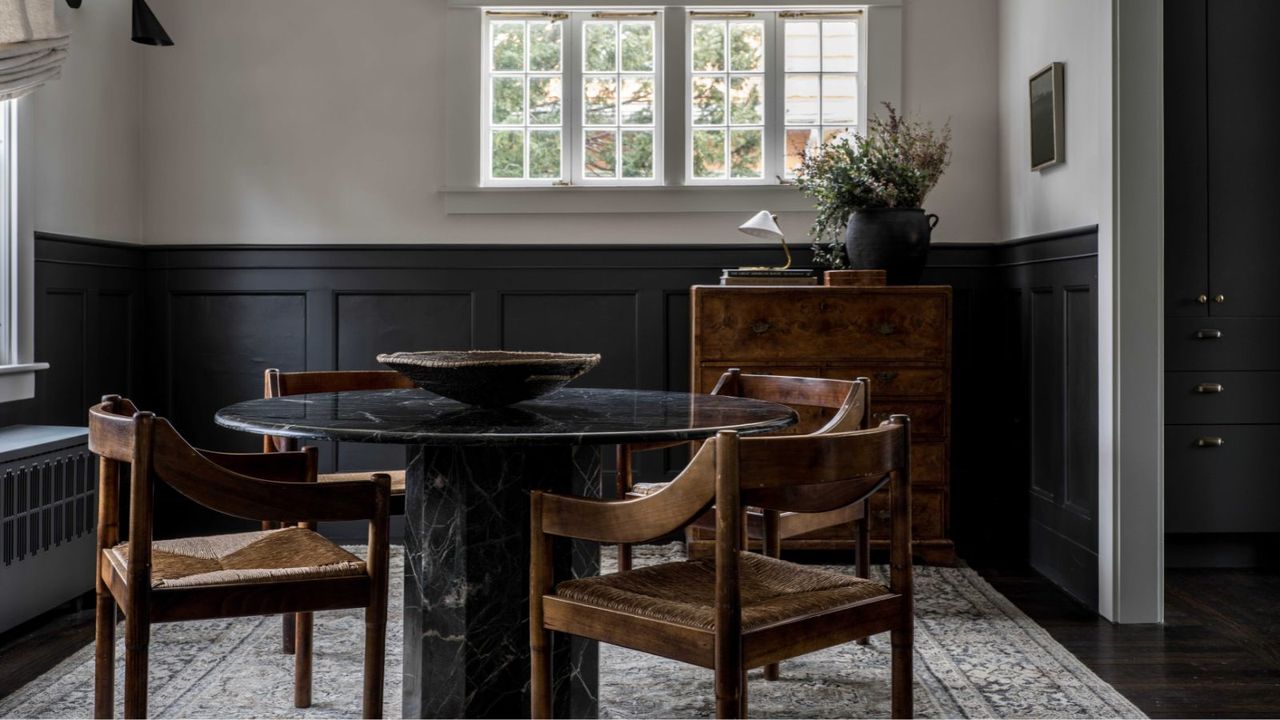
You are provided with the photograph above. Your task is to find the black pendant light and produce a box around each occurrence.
[131,0,173,46]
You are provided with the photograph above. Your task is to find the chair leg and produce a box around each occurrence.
[714,661,744,719]
[123,609,149,719]
[856,517,871,646]
[94,594,116,719]
[362,603,388,719]
[294,611,313,708]
[890,627,913,719]
[531,627,552,719]
[282,613,296,654]
[763,510,781,681]
[616,445,632,572]
[740,666,749,718]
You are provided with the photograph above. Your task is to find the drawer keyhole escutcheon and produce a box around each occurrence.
[876,322,897,336]
[1195,436,1225,447]
[1194,383,1224,394]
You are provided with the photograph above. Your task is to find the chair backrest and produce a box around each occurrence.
[711,369,870,435]
[539,416,909,546]
[263,368,415,451]
[265,368,416,398]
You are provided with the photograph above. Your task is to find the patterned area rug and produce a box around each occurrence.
[0,544,1144,719]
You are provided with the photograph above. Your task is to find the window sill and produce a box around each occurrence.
[439,184,814,215]
[0,362,50,404]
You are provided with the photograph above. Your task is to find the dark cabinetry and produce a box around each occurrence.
[1165,0,1280,558]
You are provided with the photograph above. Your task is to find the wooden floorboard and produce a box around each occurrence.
[980,567,1280,719]
[2,567,1280,718]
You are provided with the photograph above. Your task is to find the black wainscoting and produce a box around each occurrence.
[22,230,1098,588]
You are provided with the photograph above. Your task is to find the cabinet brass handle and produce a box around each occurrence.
[750,321,771,334]
[1194,383,1224,394]
[1197,293,1209,304]
[875,322,897,336]
[1195,436,1225,447]
[1214,294,1226,304]
[1195,328,1222,339]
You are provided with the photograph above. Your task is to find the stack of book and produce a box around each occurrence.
[720,268,818,286]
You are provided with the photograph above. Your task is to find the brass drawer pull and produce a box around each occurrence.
[1194,383,1224,394]
[875,322,897,336]
[750,321,771,334]
[1195,328,1222,339]
[1195,436,1225,447]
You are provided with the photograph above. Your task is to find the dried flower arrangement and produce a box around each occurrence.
[796,103,952,268]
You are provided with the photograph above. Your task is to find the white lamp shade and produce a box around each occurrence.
[738,210,783,240]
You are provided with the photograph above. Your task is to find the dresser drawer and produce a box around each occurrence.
[869,487,946,540]
[1166,372,1280,424]
[912,441,947,486]
[1166,318,1280,371]
[869,400,946,438]
[694,288,949,363]
[824,367,948,397]
[1166,425,1280,533]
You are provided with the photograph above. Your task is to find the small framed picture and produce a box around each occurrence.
[1029,62,1065,171]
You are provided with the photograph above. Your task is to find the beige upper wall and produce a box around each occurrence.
[997,0,1111,240]
[30,0,142,243]
[120,0,1000,246]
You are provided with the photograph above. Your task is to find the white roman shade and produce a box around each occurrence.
[0,0,68,102]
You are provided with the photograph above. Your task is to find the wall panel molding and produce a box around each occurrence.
[27,231,1098,569]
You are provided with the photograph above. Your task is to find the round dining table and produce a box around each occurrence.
[215,387,797,719]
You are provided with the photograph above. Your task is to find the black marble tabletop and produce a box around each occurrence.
[214,387,798,446]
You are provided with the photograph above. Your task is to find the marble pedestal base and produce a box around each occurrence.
[403,444,601,719]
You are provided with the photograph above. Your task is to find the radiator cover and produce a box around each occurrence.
[0,426,95,634]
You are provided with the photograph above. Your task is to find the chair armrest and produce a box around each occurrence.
[539,442,715,543]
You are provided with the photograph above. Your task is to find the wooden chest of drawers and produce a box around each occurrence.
[689,285,955,565]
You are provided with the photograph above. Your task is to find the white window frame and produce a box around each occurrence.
[569,11,665,186]
[444,1,902,214]
[480,9,666,187]
[683,11,777,185]
[776,9,867,178]
[0,101,15,364]
[0,97,48,402]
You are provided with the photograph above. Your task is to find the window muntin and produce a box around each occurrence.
[781,14,860,176]
[687,17,766,182]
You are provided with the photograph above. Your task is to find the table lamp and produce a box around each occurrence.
[738,210,792,270]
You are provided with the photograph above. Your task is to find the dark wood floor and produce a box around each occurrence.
[3,567,1279,717]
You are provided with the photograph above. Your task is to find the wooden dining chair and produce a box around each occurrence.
[616,371,874,656]
[88,395,391,719]
[263,367,413,653]
[531,416,914,719]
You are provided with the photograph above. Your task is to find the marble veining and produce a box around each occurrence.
[214,387,797,446]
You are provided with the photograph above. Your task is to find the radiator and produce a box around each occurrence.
[0,426,95,634]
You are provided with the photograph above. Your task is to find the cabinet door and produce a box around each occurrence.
[1165,0,1209,317]
[1206,0,1280,317]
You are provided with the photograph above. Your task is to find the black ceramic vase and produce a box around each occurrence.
[843,208,939,285]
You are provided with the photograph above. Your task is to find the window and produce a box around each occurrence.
[483,10,662,186]
[0,100,13,364]
[780,12,861,176]
[477,6,866,189]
